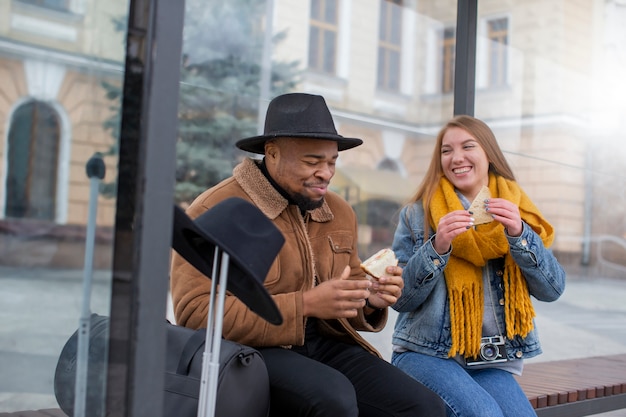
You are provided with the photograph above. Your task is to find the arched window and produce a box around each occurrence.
[377,157,401,172]
[5,100,60,220]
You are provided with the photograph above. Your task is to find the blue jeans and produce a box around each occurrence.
[392,351,537,417]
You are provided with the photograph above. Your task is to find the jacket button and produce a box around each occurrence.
[499,298,505,306]
[521,239,528,246]
[433,259,441,266]
[496,270,503,277]
[515,351,523,358]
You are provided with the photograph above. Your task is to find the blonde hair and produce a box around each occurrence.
[410,115,516,234]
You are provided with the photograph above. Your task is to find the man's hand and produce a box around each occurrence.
[365,265,404,310]
[302,265,372,319]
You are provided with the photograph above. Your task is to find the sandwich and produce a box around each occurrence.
[360,248,398,279]
[468,185,493,225]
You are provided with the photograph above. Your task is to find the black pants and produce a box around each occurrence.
[258,322,445,417]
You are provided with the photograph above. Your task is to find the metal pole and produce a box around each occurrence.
[581,144,593,265]
[257,0,275,135]
[74,153,105,417]
[207,252,229,417]
[105,0,185,415]
[198,251,230,417]
[198,247,221,417]
[453,0,478,116]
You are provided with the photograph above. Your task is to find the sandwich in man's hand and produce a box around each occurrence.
[468,185,493,225]
[360,248,398,280]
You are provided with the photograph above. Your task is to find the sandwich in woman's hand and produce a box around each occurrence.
[360,248,398,280]
[468,185,494,225]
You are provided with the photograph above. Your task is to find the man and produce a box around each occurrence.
[170,93,445,416]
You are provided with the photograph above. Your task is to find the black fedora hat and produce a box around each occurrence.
[236,93,363,154]
[172,198,284,325]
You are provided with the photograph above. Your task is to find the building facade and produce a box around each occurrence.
[2,0,625,271]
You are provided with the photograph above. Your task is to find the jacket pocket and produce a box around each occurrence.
[328,233,354,255]
[328,233,353,254]
[327,233,353,277]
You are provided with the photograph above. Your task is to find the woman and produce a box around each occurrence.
[390,115,566,417]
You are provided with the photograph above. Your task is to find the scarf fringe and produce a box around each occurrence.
[448,284,483,358]
[504,259,536,339]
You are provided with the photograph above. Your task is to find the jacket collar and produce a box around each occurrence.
[233,158,334,223]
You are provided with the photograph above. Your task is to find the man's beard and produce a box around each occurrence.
[291,192,324,212]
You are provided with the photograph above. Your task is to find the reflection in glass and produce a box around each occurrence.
[176,0,299,206]
[6,101,60,220]
[177,0,626,365]
[0,0,128,413]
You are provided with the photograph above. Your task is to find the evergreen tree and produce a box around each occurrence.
[175,0,300,205]
[101,0,300,204]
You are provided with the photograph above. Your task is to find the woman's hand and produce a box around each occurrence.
[433,209,474,254]
[485,197,523,236]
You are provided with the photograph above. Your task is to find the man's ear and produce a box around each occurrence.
[265,140,278,160]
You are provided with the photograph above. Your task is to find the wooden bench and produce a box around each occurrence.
[515,354,626,417]
[5,354,626,417]
[0,410,66,417]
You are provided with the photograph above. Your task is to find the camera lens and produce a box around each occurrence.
[480,343,499,361]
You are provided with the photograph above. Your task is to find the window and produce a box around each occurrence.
[377,0,402,91]
[487,17,509,87]
[441,27,455,94]
[16,0,71,12]
[309,0,339,74]
[377,157,401,172]
[5,101,60,220]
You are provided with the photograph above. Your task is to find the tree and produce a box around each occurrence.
[175,0,300,205]
[101,0,300,204]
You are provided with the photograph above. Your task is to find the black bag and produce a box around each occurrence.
[54,314,270,417]
[164,321,270,417]
[54,314,108,417]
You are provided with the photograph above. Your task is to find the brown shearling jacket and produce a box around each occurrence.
[170,158,386,357]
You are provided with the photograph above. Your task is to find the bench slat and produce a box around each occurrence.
[516,353,626,414]
[0,409,67,417]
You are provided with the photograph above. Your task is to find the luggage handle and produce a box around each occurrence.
[176,327,206,375]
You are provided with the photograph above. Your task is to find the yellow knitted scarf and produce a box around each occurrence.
[428,173,555,358]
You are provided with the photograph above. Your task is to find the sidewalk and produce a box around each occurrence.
[1,267,626,415]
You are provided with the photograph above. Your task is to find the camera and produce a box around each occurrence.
[465,336,508,366]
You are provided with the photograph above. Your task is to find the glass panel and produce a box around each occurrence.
[388,50,400,90]
[6,101,60,220]
[475,1,626,362]
[174,0,626,369]
[176,0,457,361]
[324,0,337,24]
[16,0,70,13]
[487,17,508,87]
[310,0,320,20]
[0,0,128,413]
[441,27,455,93]
[390,3,402,44]
[309,0,338,74]
[309,26,320,69]
[322,30,336,73]
[377,1,403,91]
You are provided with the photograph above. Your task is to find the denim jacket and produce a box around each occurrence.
[391,202,566,361]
